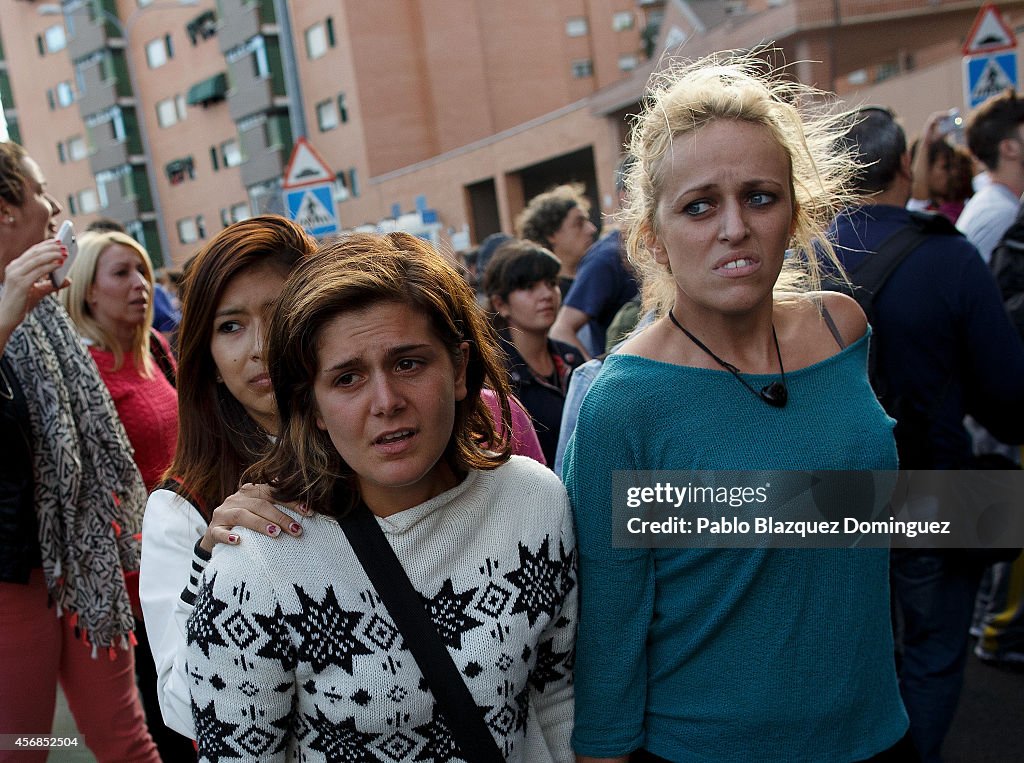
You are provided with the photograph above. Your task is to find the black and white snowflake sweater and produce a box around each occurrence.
[186,456,577,762]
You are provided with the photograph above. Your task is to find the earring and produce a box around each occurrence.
[215,373,223,383]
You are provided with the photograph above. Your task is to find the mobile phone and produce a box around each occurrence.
[937,108,963,138]
[50,220,77,288]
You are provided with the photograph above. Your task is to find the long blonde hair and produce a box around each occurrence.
[621,49,859,318]
[61,230,155,374]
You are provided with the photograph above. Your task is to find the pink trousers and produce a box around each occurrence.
[0,569,159,763]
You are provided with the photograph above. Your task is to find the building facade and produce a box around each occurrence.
[1,0,1021,267]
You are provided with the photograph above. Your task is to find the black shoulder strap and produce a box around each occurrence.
[338,501,505,763]
[843,224,929,315]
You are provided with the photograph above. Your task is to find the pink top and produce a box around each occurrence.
[481,388,546,466]
[90,340,178,491]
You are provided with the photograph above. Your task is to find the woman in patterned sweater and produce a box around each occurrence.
[186,232,577,762]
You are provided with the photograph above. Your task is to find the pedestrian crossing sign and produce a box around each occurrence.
[285,182,339,237]
[963,51,1018,110]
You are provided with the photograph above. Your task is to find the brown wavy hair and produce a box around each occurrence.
[0,141,30,208]
[163,215,315,518]
[248,231,512,517]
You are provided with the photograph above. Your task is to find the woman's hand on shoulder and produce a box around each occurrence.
[199,483,311,553]
[814,290,868,344]
[0,239,65,337]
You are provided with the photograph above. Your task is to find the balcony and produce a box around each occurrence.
[64,0,117,61]
[89,137,128,175]
[97,164,153,222]
[76,58,119,115]
[238,113,288,188]
[217,0,275,53]
[226,57,274,121]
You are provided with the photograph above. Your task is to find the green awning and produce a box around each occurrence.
[186,72,227,106]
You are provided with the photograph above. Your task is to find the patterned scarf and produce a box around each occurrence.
[3,294,145,653]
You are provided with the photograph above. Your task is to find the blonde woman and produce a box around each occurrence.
[62,231,177,490]
[564,53,913,762]
[62,231,187,759]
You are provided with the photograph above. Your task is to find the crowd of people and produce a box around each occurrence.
[1,46,1022,763]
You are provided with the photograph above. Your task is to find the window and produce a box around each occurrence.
[332,167,361,200]
[44,25,67,54]
[77,188,99,214]
[66,194,77,215]
[305,18,335,59]
[305,23,327,59]
[56,81,75,107]
[264,113,291,150]
[85,106,127,144]
[57,142,67,163]
[67,136,88,161]
[196,215,206,239]
[566,18,588,37]
[95,165,133,209]
[177,217,199,244]
[612,11,634,31]
[166,156,195,185]
[221,139,242,167]
[186,10,218,45]
[156,95,186,128]
[226,35,271,79]
[47,90,56,110]
[618,54,638,71]
[571,59,593,78]
[316,99,338,131]
[337,93,349,123]
[145,36,173,69]
[221,202,250,227]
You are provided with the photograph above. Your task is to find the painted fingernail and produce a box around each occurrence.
[227,533,239,544]
[297,502,310,515]
[266,524,279,536]
[289,522,302,535]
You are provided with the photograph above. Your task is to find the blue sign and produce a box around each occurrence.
[964,51,1018,110]
[284,182,339,237]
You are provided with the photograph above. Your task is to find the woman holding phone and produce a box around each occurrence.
[0,142,158,760]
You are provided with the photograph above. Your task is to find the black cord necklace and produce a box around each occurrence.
[667,309,788,408]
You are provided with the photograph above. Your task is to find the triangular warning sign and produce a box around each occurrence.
[972,57,1015,104]
[294,189,335,230]
[283,137,333,189]
[963,3,1017,55]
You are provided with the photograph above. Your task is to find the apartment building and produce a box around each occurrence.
[1,0,1021,267]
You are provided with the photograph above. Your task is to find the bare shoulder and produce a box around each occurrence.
[809,290,868,345]
[775,292,867,369]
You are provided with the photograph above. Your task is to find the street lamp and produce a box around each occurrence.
[38,0,199,263]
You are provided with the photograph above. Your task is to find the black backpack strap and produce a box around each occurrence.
[338,500,505,763]
[842,224,930,316]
